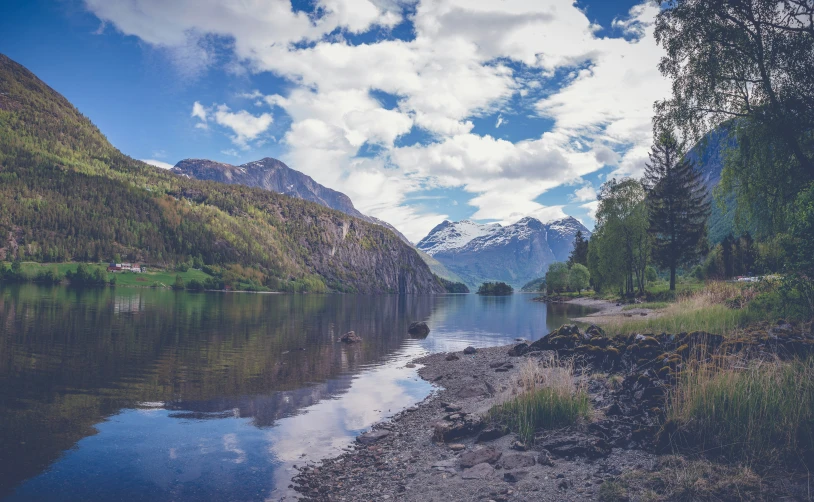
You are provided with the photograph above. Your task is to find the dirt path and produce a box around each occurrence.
[564,297,665,324]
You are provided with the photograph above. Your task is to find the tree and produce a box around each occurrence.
[567,230,589,267]
[644,130,711,290]
[654,1,814,241]
[172,275,185,290]
[568,264,590,294]
[589,179,650,297]
[722,234,735,279]
[655,0,814,176]
[545,262,570,294]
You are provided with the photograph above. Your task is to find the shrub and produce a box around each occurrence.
[172,275,185,290]
[66,264,108,286]
[33,267,62,285]
[489,357,591,444]
[186,278,205,291]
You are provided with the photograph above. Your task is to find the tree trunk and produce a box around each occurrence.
[670,265,676,291]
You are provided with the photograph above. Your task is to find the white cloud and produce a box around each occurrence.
[570,184,596,203]
[191,102,273,148]
[142,159,175,170]
[191,101,208,121]
[85,0,669,240]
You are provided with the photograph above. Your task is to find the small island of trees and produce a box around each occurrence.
[476,281,514,296]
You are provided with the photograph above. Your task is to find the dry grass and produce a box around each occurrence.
[489,356,591,444]
[602,282,764,337]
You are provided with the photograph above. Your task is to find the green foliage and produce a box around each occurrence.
[172,275,185,291]
[519,277,545,293]
[476,282,513,296]
[436,275,469,293]
[545,262,570,294]
[566,230,589,267]
[588,178,650,296]
[489,386,591,445]
[622,302,670,311]
[65,263,108,286]
[645,129,710,290]
[645,265,658,283]
[186,278,205,292]
[32,267,62,285]
[568,264,590,294]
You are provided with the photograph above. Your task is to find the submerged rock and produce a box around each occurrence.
[408,321,430,337]
[339,331,362,343]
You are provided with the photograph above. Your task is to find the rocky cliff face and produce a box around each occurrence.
[416,216,591,287]
[173,158,412,241]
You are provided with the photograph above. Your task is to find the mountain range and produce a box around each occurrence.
[416,216,590,288]
[0,53,444,294]
[172,157,412,244]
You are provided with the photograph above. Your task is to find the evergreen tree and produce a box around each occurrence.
[567,230,589,267]
[644,130,711,290]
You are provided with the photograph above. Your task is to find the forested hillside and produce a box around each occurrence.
[0,54,445,293]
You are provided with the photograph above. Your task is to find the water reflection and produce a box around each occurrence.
[0,286,595,501]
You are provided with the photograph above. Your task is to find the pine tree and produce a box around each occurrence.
[644,130,711,290]
[567,230,589,267]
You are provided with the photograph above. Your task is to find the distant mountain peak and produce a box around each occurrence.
[416,215,591,287]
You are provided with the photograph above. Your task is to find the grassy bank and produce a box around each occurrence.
[667,356,814,466]
[2,261,214,289]
[489,358,591,444]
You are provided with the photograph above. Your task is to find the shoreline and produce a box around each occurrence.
[561,296,666,324]
[291,317,812,501]
[291,341,659,501]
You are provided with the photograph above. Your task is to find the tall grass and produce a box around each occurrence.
[488,357,591,444]
[606,282,764,336]
[667,356,814,465]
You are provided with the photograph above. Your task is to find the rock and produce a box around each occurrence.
[445,353,460,361]
[463,346,478,355]
[461,462,495,480]
[540,432,610,460]
[449,443,466,452]
[457,383,489,398]
[503,471,529,483]
[444,403,463,412]
[356,429,390,444]
[476,426,509,443]
[408,321,430,337]
[405,362,416,368]
[339,331,362,343]
[510,440,527,451]
[459,447,502,468]
[499,454,536,469]
[537,449,555,466]
[431,459,457,473]
[433,415,484,442]
[507,343,529,357]
[585,324,606,338]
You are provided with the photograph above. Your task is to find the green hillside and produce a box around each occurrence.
[0,54,444,294]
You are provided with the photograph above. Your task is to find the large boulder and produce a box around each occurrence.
[408,321,430,337]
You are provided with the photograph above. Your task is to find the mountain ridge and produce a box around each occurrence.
[416,216,590,287]
[0,53,445,294]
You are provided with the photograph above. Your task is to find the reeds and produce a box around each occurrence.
[667,355,814,466]
[488,356,591,444]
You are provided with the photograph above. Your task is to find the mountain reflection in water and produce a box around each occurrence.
[0,285,596,501]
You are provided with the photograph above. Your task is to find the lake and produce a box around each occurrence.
[0,285,596,501]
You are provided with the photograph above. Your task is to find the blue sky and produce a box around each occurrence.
[0,0,670,242]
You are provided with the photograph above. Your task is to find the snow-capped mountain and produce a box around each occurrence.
[416,216,590,287]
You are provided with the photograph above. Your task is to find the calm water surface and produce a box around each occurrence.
[0,285,595,501]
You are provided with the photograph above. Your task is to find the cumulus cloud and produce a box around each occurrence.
[570,184,597,203]
[84,0,670,239]
[192,102,273,148]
